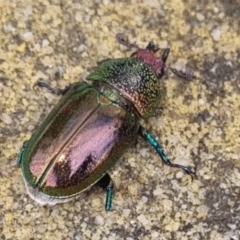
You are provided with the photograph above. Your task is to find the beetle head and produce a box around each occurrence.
[135,45,170,78]
[116,33,170,78]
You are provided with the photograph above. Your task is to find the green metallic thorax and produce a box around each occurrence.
[87,58,162,118]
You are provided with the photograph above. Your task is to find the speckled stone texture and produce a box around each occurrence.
[0,0,240,239]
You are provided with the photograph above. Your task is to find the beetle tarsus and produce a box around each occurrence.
[105,185,113,211]
[35,80,72,95]
[139,126,196,178]
[96,173,113,211]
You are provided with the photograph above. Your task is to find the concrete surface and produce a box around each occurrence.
[0,0,240,239]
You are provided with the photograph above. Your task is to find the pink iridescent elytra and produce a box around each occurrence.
[23,84,139,204]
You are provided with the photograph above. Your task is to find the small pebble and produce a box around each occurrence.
[1,113,13,124]
[95,215,104,225]
[211,27,221,41]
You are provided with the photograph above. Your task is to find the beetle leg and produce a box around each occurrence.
[169,67,195,80]
[17,141,28,165]
[138,126,196,179]
[34,80,73,95]
[115,33,139,49]
[96,173,114,211]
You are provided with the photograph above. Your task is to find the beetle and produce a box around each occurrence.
[18,34,196,210]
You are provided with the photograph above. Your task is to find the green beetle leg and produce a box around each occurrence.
[34,80,73,95]
[139,126,196,179]
[17,141,28,165]
[96,173,114,211]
